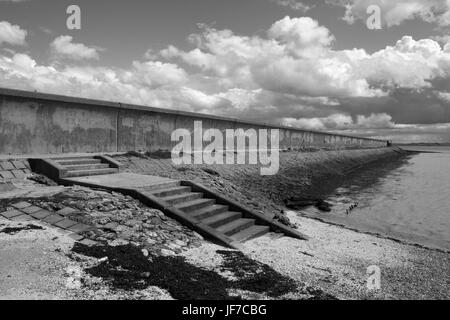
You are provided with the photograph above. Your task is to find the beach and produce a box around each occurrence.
[1,147,449,300]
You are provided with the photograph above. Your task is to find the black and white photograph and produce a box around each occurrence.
[0,0,449,306]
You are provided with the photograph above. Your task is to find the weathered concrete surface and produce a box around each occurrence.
[0,159,31,179]
[0,87,387,155]
[63,173,175,190]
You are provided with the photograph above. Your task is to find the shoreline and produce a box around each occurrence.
[115,147,449,299]
[294,210,450,254]
[292,147,450,253]
[0,147,448,299]
[115,147,407,222]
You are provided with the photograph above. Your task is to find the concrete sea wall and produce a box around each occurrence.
[0,88,387,155]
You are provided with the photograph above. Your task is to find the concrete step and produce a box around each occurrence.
[175,198,216,213]
[57,159,102,166]
[140,181,181,192]
[64,163,110,171]
[51,156,97,160]
[160,192,203,205]
[151,186,191,197]
[216,218,255,236]
[230,225,270,242]
[265,232,285,240]
[65,168,119,177]
[33,155,295,246]
[201,211,242,228]
[189,204,229,219]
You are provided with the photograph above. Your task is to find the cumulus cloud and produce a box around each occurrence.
[329,0,450,27]
[1,16,450,142]
[0,50,229,112]
[283,113,395,130]
[356,113,396,128]
[50,35,101,60]
[127,60,188,88]
[0,21,27,46]
[284,113,353,130]
[160,18,450,101]
[267,16,335,57]
[271,0,312,12]
[355,36,450,89]
[162,18,383,98]
[436,90,450,102]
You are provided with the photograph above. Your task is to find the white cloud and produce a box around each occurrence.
[284,113,354,130]
[0,50,228,112]
[162,18,382,98]
[271,0,312,12]
[0,21,27,46]
[127,60,188,88]
[50,35,101,60]
[162,20,450,102]
[39,26,52,35]
[216,88,262,110]
[283,113,395,130]
[354,36,450,89]
[436,90,450,102]
[432,34,450,46]
[356,113,396,128]
[268,16,335,57]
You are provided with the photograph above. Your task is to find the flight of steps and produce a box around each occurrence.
[52,156,119,178]
[140,181,271,242]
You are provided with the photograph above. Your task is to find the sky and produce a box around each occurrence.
[1,0,450,143]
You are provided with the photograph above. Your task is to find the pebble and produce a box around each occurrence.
[174,239,186,247]
[160,249,176,256]
[109,238,129,246]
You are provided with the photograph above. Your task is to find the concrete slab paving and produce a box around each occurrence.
[63,172,176,189]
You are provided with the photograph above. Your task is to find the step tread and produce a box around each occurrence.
[64,163,110,170]
[151,186,191,197]
[189,204,229,218]
[175,198,215,211]
[67,168,118,173]
[230,225,270,242]
[140,181,181,192]
[57,159,102,165]
[201,211,242,227]
[160,192,203,202]
[66,168,118,177]
[52,156,97,160]
[216,218,254,235]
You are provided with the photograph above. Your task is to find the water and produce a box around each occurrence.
[297,147,450,251]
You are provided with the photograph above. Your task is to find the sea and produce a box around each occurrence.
[296,146,450,251]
